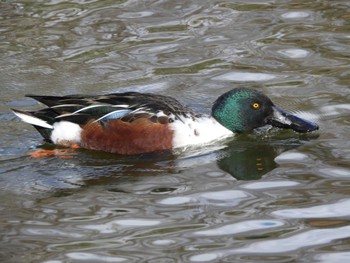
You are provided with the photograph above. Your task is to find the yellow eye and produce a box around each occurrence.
[252,103,260,109]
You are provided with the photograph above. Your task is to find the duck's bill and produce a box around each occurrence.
[266,106,319,133]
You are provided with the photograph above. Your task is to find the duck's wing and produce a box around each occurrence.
[18,92,196,128]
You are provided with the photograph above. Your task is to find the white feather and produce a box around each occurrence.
[113,104,130,108]
[13,110,53,129]
[51,104,82,108]
[71,105,106,114]
[170,116,233,150]
[51,121,82,145]
[57,105,109,118]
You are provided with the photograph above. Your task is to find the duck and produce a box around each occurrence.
[12,88,318,155]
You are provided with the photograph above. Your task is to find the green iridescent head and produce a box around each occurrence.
[212,88,318,133]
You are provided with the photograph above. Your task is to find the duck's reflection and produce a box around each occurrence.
[217,133,317,180]
[28,135,311,193]
[217,144,277,180]
[216,137,300,180]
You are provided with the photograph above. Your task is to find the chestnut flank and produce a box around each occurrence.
[81,118,173,154]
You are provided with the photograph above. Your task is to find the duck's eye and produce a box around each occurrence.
[252,102,260,109]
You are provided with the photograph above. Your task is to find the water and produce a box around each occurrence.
[1,0,350,262]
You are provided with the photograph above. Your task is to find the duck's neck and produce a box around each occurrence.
[211,105,242,133]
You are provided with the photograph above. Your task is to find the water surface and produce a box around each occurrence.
[1,1,350,262]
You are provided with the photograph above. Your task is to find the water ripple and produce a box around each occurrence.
[65,252,127,262]
[194,219,284,236]
[212,72,277,82]
[159,190,251,206]
[273,198,350,218]
[80,218,162,234]
[281,11,310,19]
[315,252,350,263]
[234,225,350,254]
[190,225,350,261]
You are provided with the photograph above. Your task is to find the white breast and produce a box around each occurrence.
[170,116,233,150]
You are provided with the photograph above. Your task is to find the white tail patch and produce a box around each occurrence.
[12,110,53,129]
[51,121,82,145]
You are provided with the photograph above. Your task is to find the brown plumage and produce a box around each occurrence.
[81,118,174,155]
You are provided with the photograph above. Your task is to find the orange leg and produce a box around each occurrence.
[30,144,81,158]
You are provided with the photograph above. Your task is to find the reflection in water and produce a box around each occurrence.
[217,142,278,180]
[216,134,305,180]
[63,134,312,192]
[33,144,179,190]
[20,134,308,191]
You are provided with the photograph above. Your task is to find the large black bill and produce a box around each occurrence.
[266,106,319,133]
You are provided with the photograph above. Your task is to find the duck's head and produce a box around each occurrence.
[212,88,318,133]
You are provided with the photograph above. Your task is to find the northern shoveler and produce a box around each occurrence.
[12,88,318,155]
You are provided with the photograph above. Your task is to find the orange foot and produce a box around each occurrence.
[30,144,80,159]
